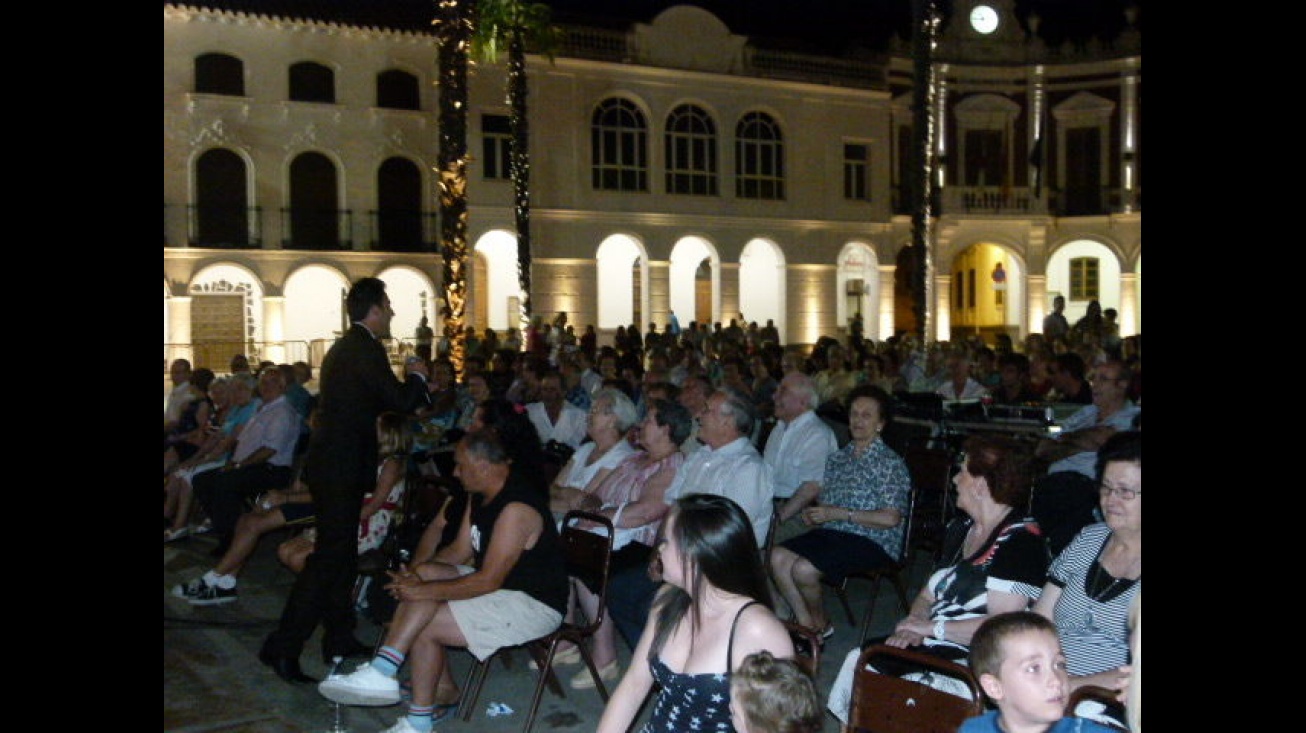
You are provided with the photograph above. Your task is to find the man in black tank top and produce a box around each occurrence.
[319,429,568,733]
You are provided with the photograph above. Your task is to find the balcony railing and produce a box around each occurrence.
[163,204,265,249]
[281,207,353,250]
[367,209,439,252]
[944,187,1041,215]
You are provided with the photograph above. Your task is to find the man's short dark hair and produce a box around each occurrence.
[345,277,388,323]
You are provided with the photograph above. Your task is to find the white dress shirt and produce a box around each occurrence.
[763,410,838,500]
[665,436,774,547]
[526,400,589,450]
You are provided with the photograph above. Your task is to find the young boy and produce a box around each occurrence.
[963,612,1121,733]
[729,651,823,733]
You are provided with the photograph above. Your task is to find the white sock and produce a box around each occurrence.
[203,570,237,589]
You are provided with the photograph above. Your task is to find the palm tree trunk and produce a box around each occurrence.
[436,0,476,375]
[909,0,941,346]
[508,29,532,332]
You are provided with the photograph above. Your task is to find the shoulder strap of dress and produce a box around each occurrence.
[726,600,761,673]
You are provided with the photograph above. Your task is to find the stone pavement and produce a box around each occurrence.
[164,527,934,733]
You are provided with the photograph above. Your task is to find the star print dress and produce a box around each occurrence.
[639,601,758,733]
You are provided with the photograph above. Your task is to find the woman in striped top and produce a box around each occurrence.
[1032,430,1140,698]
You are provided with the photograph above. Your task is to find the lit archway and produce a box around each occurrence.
[739,238,785,342]
[595,234,648,330]
[836,242,878,341]
[472,229,522,332]
[284,264,351,365]
[669,236,719,328]
[377,265,438,348]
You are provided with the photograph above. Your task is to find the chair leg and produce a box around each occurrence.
[857,576,886,648]
[835,580,856,625]
[458,654,491,722]
[889,572,911,614]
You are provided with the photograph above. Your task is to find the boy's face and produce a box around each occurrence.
[980,629,1069,729]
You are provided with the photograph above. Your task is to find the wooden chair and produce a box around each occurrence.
[827,484,917,646]
[1064,684,1129,731]
[456,510,615,733]
[845,644,983,733]
[902,444,958,564]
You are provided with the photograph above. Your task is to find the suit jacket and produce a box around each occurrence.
[306,323,430,494]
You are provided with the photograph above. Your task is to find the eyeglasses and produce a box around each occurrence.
[1098,483,1140,500]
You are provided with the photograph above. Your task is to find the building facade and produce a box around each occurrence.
[163,0,1141,370]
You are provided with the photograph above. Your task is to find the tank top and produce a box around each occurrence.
[639,600,759,733]
[469,469,570,616]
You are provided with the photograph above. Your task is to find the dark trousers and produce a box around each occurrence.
[263,485,362,658]
[605,543,660,651]
[193,463,294,549]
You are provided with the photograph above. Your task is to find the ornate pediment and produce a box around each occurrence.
[632,5,746,74]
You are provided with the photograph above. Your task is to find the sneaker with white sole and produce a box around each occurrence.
[570,660,620,690]
[188,580,237,606]
[379,718,421,733]
[319,662,401,706]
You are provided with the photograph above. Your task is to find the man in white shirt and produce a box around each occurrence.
[164,358,197,433]
[766,373,838,545]
[608,386,774,648]
[675,373,713,455]
[1032,358,1140,555]
[525,370,588,451]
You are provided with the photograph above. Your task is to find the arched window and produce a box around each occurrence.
[591,98,647,192]
[376,69,419,110]
[287,152,341,249]
[665,104,717,196]
[735,111,784,200]
[375,157,425,252]
[194,148,249,247]
[289,61,335,104]
[194,53,244,96]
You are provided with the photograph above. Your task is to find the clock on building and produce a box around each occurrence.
[969,4,1000,34]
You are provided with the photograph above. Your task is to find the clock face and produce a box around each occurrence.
[970,4,999,34]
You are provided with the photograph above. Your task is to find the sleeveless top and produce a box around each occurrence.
[469,469,570,616]
[579,449,685,548]
[639,600,759,733]
[357,455,407,553]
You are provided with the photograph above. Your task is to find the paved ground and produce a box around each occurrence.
[164,526,935,733]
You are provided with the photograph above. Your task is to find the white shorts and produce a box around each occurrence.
[445,565,563,661]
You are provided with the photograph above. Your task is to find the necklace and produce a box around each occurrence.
[1086,555,1137,602]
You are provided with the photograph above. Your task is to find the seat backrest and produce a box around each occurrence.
[1064,684,1129,731]
[558,510,615,634]
[846,644,983,733]
[903,445,955,558]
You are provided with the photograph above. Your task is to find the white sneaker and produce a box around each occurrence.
[318,662,401,706]
[380,718,421,733]
[570,660,620,690]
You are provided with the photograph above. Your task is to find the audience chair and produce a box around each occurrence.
[903,443,958,564]
[826,484,917,647]
[456,510,615,733]
[845,643,983,733]
[783,620,822,677]
[1064,684,1129,731]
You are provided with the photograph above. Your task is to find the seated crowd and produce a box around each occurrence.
[165,318,1141,732]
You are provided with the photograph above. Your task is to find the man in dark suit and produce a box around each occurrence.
[260,277,432,683]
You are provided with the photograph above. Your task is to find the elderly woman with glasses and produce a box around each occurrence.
[548,388,640,522]
[1032,430,1140,704]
